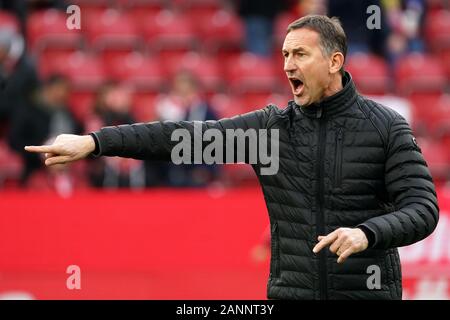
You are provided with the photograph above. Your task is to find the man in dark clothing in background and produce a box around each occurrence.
[236,0,290,56]
[25,15,439,300]
[0,28,39,137]
[9,74,82,185]
[327,0,389,56]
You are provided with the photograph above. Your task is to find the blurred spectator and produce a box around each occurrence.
[0,28,39,136]
[0,1,27,34]
[8,74,82,186]
[382,0,426,65]
[294,0,327,16]
[92,81,136,128]
[87,81,146,189]
[146,70,220,187]
[328,0,389,56]
[155,71,219,123]
[27,0,67,11]
[0,0,67,36]
[236,0,290,56]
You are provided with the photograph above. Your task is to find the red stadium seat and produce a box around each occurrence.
[0,10,20,32]
[394,53,447,95]
[429,94,450,137]
[409,93,450,137]
[425,1,448,22]
[116,0,164,9]
[132,91,159,122]
[124,3,164,27]
[238,93,290,113]
[425,9,450,53]
[182,0,223,31]
[69,0,111,18]
[69,90,97,123]
[437,49,450,80]
[209,93,245,118]
[41,51,105,122]
[209,92,288,118]
[70,0,110,6]
[142,10,198,54]
[274,12,297,46]
[272,51,289,92]
[225,53,279,94]
[83,9,142,51]
[27,9,83,54]
[161,51,223,94]
[409,93,442,135]
[39,51,106,89]
[194,9,244,52]
[426,0,447,10]
[38,50,79,79]
[82,8,141,75]
[346,53,391,95]
[105,52,165,91]
[416,136,450,183]
[64,53,106,121]
[174,0,222,10]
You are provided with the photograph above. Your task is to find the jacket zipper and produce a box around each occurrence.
[316,112,328,300]
[334,128,343,188]
[271,222,280,278]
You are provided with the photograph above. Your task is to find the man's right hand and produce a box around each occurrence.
[25,134,96,166]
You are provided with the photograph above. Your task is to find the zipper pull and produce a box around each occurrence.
[337,128,343,141]
[316,106,323,118]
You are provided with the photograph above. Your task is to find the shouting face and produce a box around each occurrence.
[282,28,343,106]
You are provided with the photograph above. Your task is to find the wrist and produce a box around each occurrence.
[84,134,96,154]
[88,132,101,156]
[357,226,375,248]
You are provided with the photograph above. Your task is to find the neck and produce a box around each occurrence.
[323,73,343,99]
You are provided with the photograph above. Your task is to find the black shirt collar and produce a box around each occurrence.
[290,71,358,119]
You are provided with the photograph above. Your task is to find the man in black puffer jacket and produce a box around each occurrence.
[25,15,439,300]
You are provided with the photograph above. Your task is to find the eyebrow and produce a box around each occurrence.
[282,46,307,54]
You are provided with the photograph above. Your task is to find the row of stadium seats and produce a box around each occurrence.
[1,8,244,55]
[37,49,450,95]
[2,5,450,64]
[1,6,449,93]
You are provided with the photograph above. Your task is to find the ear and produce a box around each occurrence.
[329,52,345,75]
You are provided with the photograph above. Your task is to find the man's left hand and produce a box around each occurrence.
[312,228,368,264]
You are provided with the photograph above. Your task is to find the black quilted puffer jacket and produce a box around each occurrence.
[91,72,439,300]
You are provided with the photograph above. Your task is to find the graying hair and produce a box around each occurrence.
[287,15,347,75]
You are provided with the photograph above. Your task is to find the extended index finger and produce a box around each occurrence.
[24,145,56,153]
[313,231,339,253]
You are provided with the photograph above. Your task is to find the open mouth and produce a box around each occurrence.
[289,77,304,96]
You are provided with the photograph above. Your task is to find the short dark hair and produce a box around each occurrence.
[44,73,70,87]
[287,15,347,75]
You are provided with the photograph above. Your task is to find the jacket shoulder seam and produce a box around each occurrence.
[356,97,388,152]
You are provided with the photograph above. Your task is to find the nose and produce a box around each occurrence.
[284,54,296,73]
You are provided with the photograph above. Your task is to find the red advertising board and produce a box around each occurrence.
[399,188,450,299]
[0,187,448,299]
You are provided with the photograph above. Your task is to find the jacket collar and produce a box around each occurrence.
[290,71,358,119]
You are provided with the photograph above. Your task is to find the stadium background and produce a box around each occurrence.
[0,0,449,299]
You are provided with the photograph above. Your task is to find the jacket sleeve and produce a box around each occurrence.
[358,114,439,249]
[90,106,273,163]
